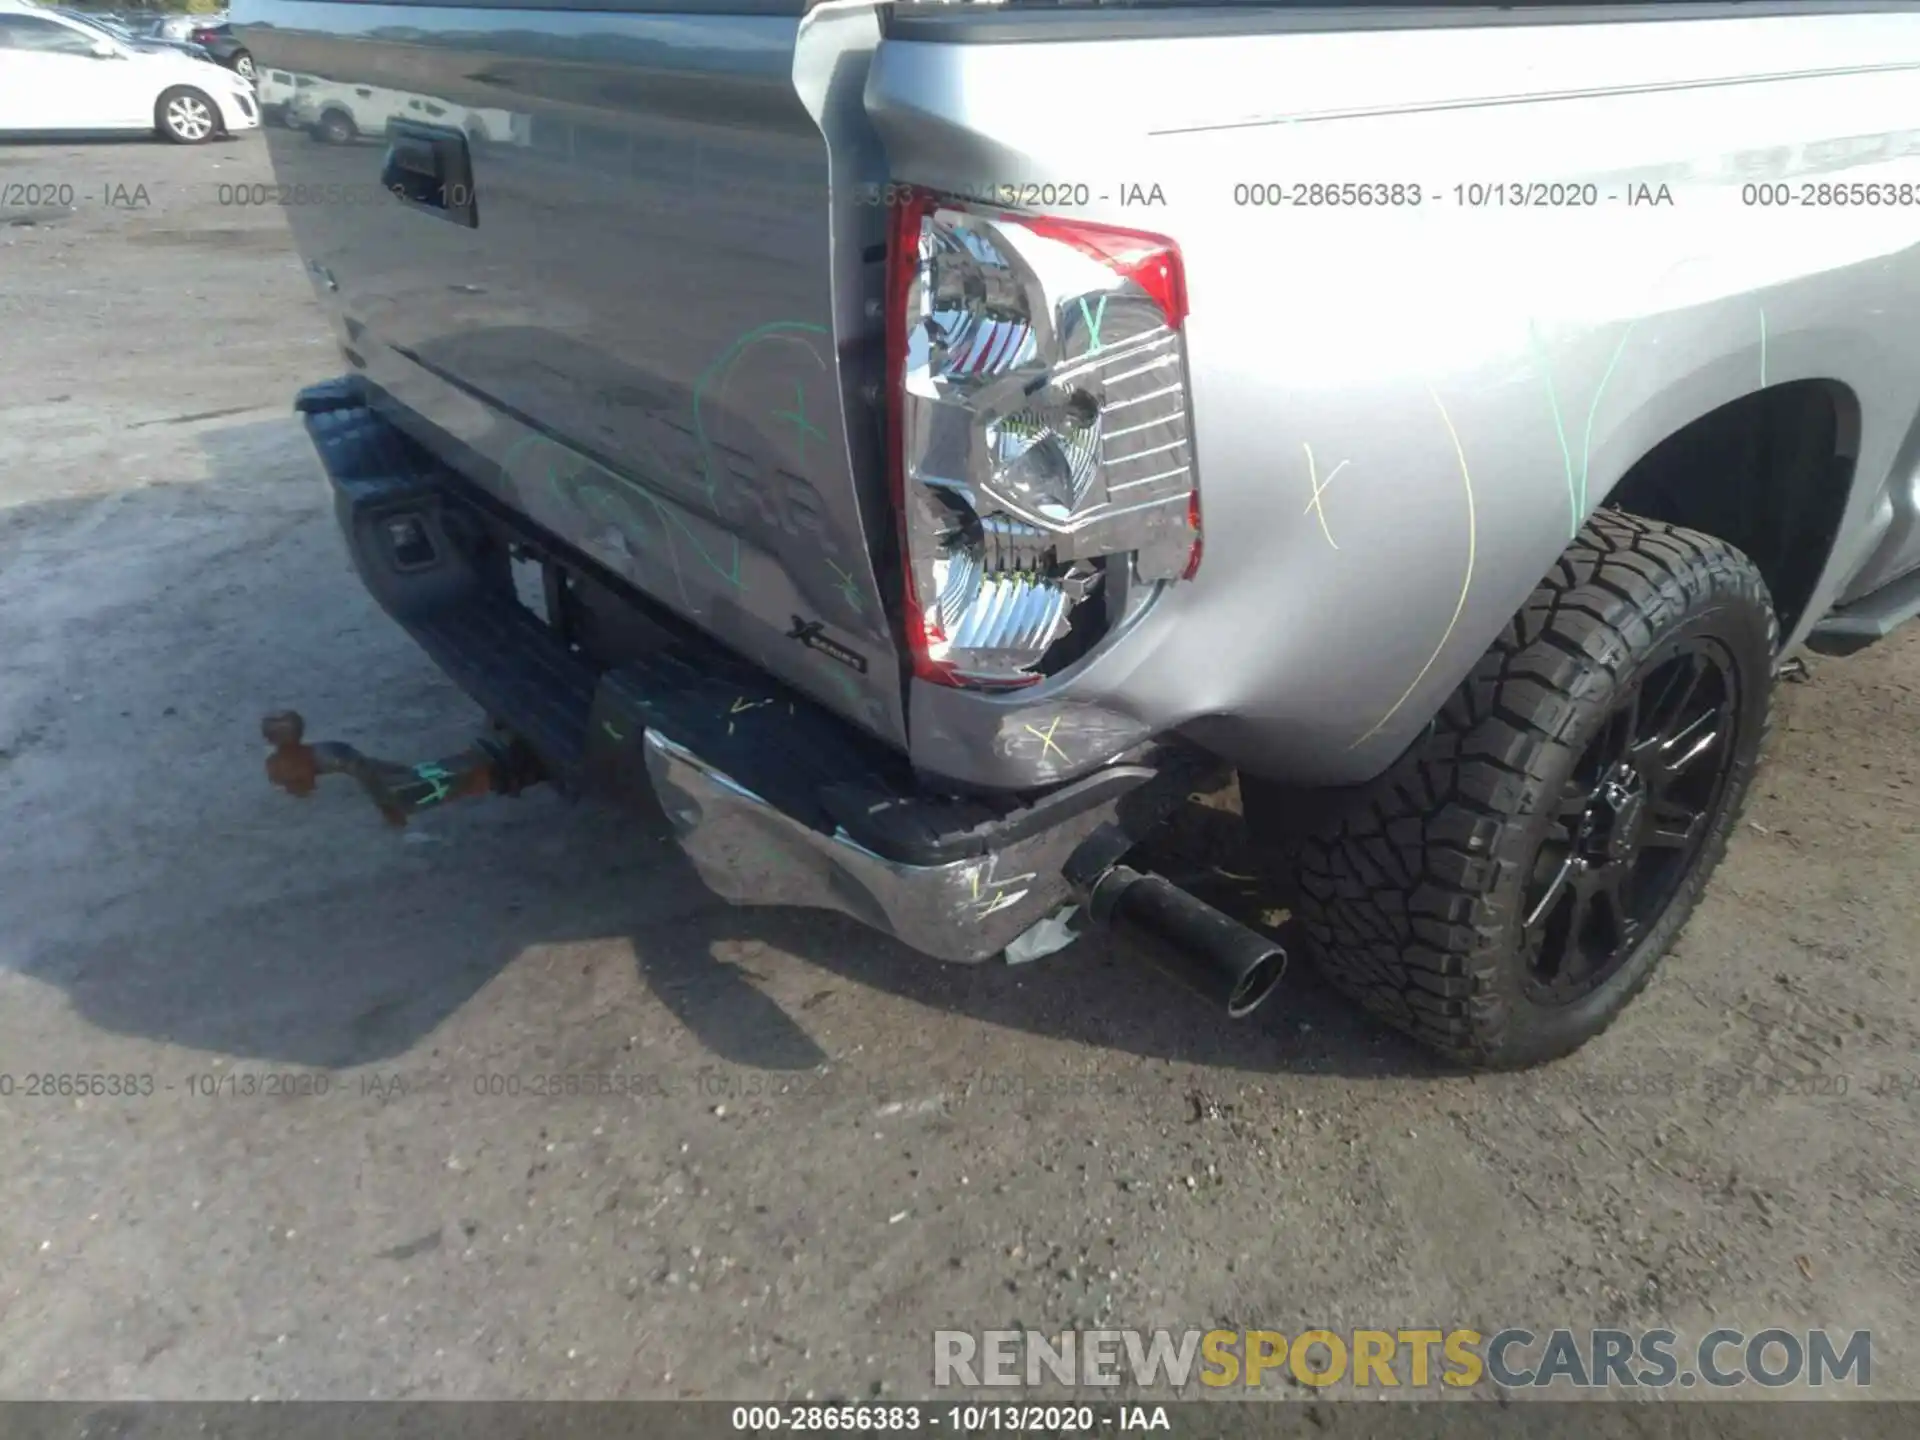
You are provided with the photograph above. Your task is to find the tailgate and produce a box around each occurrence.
[236,0,904,744]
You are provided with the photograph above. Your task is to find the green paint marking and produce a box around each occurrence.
[500,325,822,606]
[530,442,740,599]
[1578,319,1638,521]
[828,669,863,709]
[1526,321,1580,539]
[1077,294,1109,357]
[498,430,549,496]
[771,380,828,464]
[827,559,865,612]
[692,321,829,502]
[413,762,455,806]
[649,495,742,589]
[603,720,625,742]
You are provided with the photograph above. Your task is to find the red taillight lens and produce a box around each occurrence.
[1019,214,1189,331]
[887,190,1202,690]
[885,187,957,685]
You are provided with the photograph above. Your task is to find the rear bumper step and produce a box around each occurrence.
[278,379,1274,988]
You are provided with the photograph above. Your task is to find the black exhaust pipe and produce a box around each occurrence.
[1088,864,1288,1018]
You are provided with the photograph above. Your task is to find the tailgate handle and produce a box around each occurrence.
[381,122,478,228]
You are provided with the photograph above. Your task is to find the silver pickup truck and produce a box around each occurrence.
[241,0,1920,1069]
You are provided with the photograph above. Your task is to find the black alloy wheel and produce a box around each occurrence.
[1521,642,1739,1006]
[1268,510,1777,1068]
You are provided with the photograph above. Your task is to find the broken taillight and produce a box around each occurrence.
[887,191,1202,689]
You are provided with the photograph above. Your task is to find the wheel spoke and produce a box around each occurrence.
[1594,865,1637,952]
[1564,867,1596,949]
[1526,853,1579,932]
[1643,798,1704,850]
[1661,704,1725,777]
[1655,653,1707,738]
[1631,654,1704,763]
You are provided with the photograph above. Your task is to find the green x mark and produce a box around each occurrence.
[772,381,829,464]
[1077,295,1109,358]
[827,559,865,613]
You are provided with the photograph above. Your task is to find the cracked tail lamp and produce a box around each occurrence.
[887,192,1202,689]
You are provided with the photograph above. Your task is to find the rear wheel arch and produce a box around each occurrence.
[1598,378,1859,642]
[1317,376,1856,791]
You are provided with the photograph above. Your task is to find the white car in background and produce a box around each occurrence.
[288,75,523,148]
[397,92,518,147]
[0,0,257,143]
[255,65,304,123]
[286,76,409,145]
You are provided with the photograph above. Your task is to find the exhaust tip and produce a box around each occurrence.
[1090,864,1291,1020]
[1226,947,1288,1019]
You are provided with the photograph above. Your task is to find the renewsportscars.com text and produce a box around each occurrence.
[933,1326,1872,1390]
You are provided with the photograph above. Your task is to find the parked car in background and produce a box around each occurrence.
[281,74,518,147]
[397,91,516,147]
[254,63,302,123]
[0,0,258,142]
[144,11,222,42]
[286,75,408,144]
[54,8,210,59]
[177,19,249,80]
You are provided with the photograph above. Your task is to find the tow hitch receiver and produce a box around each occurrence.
[261,710,546,826]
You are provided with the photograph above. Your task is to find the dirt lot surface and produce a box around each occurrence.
[1,138,1916,1417]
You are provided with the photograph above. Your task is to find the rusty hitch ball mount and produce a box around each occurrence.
[261,710,546,826]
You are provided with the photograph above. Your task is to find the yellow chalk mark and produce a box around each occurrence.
[1301,443,1350,550]
[1351,386,1477,749]
[729,697,773,715]
[1024,716,1069,764]
[979,889,1027,917]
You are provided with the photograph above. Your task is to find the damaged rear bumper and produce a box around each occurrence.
[284,378,1204,964]
[646,729,1136,962]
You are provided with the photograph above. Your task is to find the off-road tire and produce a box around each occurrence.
[1286,510,1776,1069]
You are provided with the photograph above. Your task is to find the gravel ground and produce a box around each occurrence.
[1,137,1916,1414]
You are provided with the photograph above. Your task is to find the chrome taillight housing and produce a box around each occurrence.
[887,193,1201,689]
